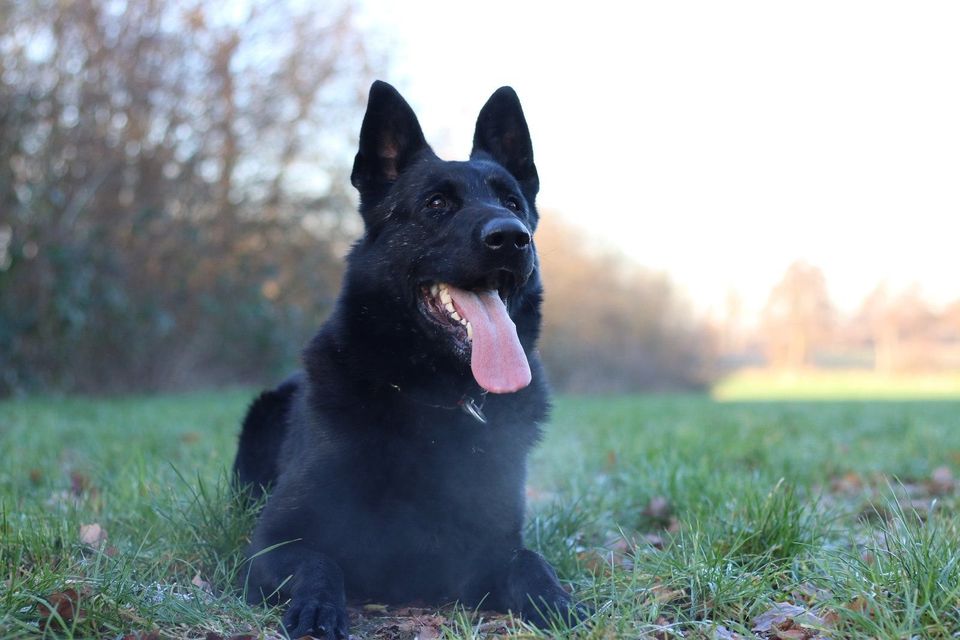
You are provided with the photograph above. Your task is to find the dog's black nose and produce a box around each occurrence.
[481,218,531,252]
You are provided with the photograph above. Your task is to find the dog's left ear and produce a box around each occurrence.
[471,87,539,202]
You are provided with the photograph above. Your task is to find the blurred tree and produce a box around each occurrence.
[760,261,834,370]
[0,0,377,394]
[537,215,715,392]
[853,284,939,373]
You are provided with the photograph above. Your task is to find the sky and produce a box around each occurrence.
[356,0,960,322]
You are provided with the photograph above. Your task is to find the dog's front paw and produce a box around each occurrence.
[283,595,349,639]
[522,589,590,629]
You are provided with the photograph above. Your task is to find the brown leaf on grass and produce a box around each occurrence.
[578,547,633,574]
[475,616,515,634]
[752,602,828,635]
[712,625,745,640]
[121,632,160,640]
[830,472,863,494]
[649,584,685,605]
[790,583,832,606]
[79,523,107,546]
[930,465,955,494]
[650,615,674,640]
[376,612,446,640]
[819,610,840,628]
[845,595,874,616]
[643,532,667,549]
[191,573,212,593]
[774,630,807,640]
[416,623,441,640]
[644,496,672,520]
[29,468,43,484]
[577,549,603,574]
[666,516,681,534]
[37,588,85,631]
[70,470,95,496]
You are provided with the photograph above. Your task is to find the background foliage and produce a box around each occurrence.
[0,0,713,396]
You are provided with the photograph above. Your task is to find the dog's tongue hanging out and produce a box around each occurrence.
[446,285,531,394]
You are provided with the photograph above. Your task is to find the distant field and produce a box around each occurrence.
[714,368,960,401]
[2,392,960,638]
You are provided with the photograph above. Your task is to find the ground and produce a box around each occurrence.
[2,391,960,638]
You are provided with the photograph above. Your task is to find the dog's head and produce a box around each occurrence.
[346,81,542,395]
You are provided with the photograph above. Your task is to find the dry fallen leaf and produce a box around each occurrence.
[713,625,744,640]
[644,496,672,521]
[70,470,95,496]
[416,624,441,640]
[930,465,955,494]
[846,595,873,615]
[830,472,863,494]
[752,601,836,640]
[475,616,514,633]
[643,532,667,549]
[752,602,814,633]
[649,584,685,605]
[80,523,108,546]
[191,573,213,592]
[37,588,85,631]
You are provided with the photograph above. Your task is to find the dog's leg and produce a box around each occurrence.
[497,549,588,629]
[247,547,349,639]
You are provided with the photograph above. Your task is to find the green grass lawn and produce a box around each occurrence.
[2,392,960,638]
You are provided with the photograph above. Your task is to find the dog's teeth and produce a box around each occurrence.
[444,302,455,313]
[460,318,467,326]
[450,311,461,321]
[466,321,473,340]
[430,284,439,296]
[440,289,451,304]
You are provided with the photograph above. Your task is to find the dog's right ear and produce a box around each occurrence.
[351,81,432,215]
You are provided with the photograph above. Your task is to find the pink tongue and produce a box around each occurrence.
[446,286,532,394]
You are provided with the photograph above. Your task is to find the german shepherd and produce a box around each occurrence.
[233,81,583,638]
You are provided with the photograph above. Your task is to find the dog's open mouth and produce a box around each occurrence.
[420,280,531,394]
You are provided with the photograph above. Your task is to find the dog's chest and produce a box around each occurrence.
[325,423,527,600]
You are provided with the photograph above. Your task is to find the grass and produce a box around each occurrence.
[2,392,960,638]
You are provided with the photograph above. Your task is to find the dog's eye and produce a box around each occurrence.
[504,197,522,212]
[426,194,448,210]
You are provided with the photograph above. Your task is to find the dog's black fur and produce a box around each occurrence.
[233,81,582,639]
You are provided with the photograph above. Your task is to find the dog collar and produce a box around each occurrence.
[387,383,488,424]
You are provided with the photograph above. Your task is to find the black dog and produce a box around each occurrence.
[233,81,582,639]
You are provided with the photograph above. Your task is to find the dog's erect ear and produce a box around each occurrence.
[351,81,432,210]
[471,87,539,201]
